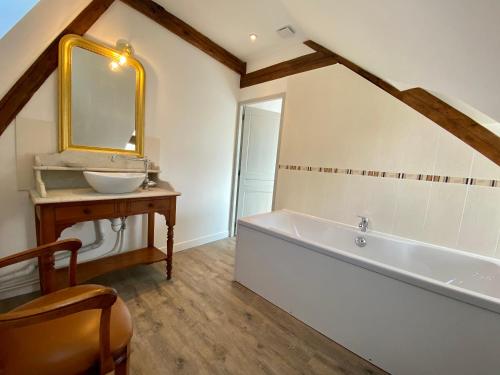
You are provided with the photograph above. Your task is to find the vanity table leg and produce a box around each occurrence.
[148,212,155,247]
[166,223,174,280]
[37,205,57,294]
[35,207,41,245]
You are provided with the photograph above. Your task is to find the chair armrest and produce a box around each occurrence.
[0,285,117,375]
[0,239,82,269]
[0,239,82,290]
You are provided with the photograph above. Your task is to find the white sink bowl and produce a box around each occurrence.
[83,171,145,194]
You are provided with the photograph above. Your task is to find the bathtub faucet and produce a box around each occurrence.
[357,216,369,232]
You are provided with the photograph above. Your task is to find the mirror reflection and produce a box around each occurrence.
[59,35,145,156]
[71,47,136,151]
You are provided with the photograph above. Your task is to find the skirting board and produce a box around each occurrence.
[167,231,229,253]
[0,276,40,301]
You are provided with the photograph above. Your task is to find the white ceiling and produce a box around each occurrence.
[155,0,310,67]
[280,0,500,124]
[157,0,500,125]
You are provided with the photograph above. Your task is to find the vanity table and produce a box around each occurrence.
[31,187,180,294]
[23,34,183,294]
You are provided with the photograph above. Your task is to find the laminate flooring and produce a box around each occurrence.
[0,238,386,375]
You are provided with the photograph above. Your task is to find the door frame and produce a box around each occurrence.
[229,93,286,237]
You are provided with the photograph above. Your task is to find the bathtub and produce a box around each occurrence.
[234,210,500,375]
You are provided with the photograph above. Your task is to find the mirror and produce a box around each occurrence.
[58,35,145,156]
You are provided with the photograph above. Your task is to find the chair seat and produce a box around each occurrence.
[0,284,133,375]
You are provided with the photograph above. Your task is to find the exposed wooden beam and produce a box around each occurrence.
[304,40,500,165]
[120,0,246,75]
[400,88,500,164]
[0,0,115,137]
[240,52,337,88]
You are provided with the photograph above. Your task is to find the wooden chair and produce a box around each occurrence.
[0,239,133,375]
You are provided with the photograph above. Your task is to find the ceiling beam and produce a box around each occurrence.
[240,52,337,88]
[304,40,500,165]
[0,0,115,137]
[120,0,246,75]
[400,88,500,164]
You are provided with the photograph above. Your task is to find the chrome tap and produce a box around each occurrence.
[355,216,368,248]
[357,216,369,232]
[111,154,156,190]
[355,236,367,247]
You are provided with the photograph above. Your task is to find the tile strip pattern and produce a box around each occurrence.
[278,164,499,188]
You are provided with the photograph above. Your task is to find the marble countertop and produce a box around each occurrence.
[30,187,181,205]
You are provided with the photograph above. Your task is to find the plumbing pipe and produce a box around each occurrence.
[55,220,105,262]
[0,220,105,282]
[96,217,127,258]
[0,262,36,282]
[110,217,125,232]
[56,218,126,267]
[0,217,128,284]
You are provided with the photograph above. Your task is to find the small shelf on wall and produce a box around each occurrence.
[32,151,163,198]
[33,165,161,173]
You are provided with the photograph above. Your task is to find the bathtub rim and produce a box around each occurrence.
[237,209,500,315]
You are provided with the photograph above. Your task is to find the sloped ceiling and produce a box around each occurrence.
[157,0,500,128]
[154,0,307,60]
[278,0,500,126]
[154,0,311,71]
[0,0,91,98]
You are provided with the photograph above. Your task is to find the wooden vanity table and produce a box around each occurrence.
[31,187,180,294]
[23,34,182,295]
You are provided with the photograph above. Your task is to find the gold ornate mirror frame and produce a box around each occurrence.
[58,34,145,156]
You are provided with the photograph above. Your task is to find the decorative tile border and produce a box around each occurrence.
[278,164,499,188]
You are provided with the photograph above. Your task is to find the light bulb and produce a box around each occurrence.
[249,33,257,42]
[109,61,119,71]
[119,55,127,65]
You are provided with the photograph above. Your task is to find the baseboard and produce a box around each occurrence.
[165,231,229,253]
[0,277,39,300]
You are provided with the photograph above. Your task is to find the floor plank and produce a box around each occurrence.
[0,238,386,375]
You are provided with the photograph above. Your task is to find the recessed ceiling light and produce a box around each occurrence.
[249,33,258,42]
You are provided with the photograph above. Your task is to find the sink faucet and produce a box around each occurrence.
[357,216,369,232]
[111,154,155,190]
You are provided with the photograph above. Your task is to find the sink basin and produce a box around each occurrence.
[83,171,145,194]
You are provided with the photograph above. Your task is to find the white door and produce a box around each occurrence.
[236,106,281,222]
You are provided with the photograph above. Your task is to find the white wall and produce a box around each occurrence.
[0,1,239,297]
[241,65,500,259]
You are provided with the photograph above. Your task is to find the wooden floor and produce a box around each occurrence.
[0,238,386,375]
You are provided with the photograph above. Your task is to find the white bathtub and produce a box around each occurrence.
[234,210,500,375]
